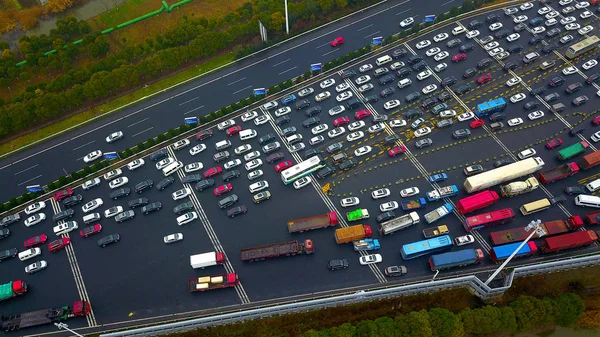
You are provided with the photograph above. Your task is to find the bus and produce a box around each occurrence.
[455,190,500,214]
[475,98,506,117]
[519,198,551,216]
[280,156,325,184]
[401,235,453,260]
[463,157,545,193]
[565,35,600,59]
[489,241,538,263]
[463,208,515,231]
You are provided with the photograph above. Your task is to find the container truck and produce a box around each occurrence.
[456,190,499,214]
[241,239,315,261]
[557,141,589,161]
[428,248,485,270]
[489,241,538,262]
[1,300,90,332]
[0,280,27,302]
[190,251,226,269]
[424,203,453,224]
[426,185,459,201]
[378,212,420,235]
[401,198,426,210]
[346,209,370,222]
[500,177,539,197]
[335,224,372,244]
[540,230,598,253]
[287,211,338,233]
[463,157,545,193]
[489,216,584,245]
[538,163,580,184]
[423,225,449,238]
[579,151,600,170]
[188,273,239,292]
[585,210,600,225]
[352,238,381,251]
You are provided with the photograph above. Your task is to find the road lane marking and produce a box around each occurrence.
[72,140,96,151]
[132,127,154,137]
[17,174,42,186]
[178,97,199,106]
[322,49,339,57]
[127,118,149,128]
[357,24,373,32]
[14,164,39,176]
[441,0,454,6]
[316,42,331,49]
[396,8,411,15]
[226,77,247,86]
[184,105,205,115]
[364,31,381,39]
[278,66,297,75]
[232,85,253,95]
[272,58,291,66]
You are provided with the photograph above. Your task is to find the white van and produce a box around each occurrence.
[83,213,101,225]
[575,195,600,208]
[376,55,392,66]
[18,247,41,261]
[162,161,183,177]
[239,129,257,141]
[397,78,412,88]
[215,140,232,151]
[286,134,303,145]
[586,178,600,192]
[523,52,540,64]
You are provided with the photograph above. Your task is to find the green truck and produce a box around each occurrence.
[346,208,370,221]
[0,280,27,302]
[558,141,589,161]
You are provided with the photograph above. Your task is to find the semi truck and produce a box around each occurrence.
[500,177,539,197]
[1,300,90,332]
[540,230,598,253]
[241,239,315,261]
[423,225,449,238]
[489,216,584,245]
[426,185,459,201]
[346,209,370,222]
[428,248,485,271]
[463,157,545,193]
[401,198,426,211]
[379,212,420,235]
[287,211,339,233]
[557,141,589,161]
[538,163,580,184]
[190,251,226,269]
[424,203,453,224]
[585,210,600,225]
[456,190,499,214]
[335,224,372,244]
[0,280,27,302]
[188,273,239,292]
[352,238,381,251]
[579,151,600,170]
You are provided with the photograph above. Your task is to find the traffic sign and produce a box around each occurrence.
[26,185,43,193]
[371,36,383,46]
[185,117,198,125]
[104,152,119,160]
[425,15,436,23]
[253,88,266,96]
[310,63,322,72]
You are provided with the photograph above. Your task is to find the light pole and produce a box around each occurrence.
[54,322,84,337]
[484,219,546,285]
[284,0,290,35]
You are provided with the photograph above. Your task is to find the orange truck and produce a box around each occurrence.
[334,224,372,244]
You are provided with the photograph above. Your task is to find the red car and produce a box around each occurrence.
[452,53,467,62]
[204,166,223,178]
[469,120,485,129]
[48,237,70,252]
[592,116,600,125]
[546,137,563,149]
[24,234,48,248]
[195,129,213,141]
[213,183,233,196]
[80,224,102,238]
[53,188,73,201]
[333,116,350,127]
[388,145,407,157]
[331,37,344,47]
[354,109,371,120]
[476,73,492,84]
[226,125,242,136]
[275,160,293,172]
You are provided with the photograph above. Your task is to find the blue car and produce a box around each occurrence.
[428,173,448,183]
[281,94,297,105]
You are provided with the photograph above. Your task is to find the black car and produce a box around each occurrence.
[587,73,600,85]
[477,58,492,69]
[550,195,567,205]
[340,69,357,79]
[415,138,433,148]
[182,174,204,184]
[405,109,423,119]
[316,166,336,179]
[302,117,321,128]
[546,27,561,37]
[494,28,510,39]
[222,170,240,182]
[504,61,518,71]
[468,19,481,29]
[363,95,378,103]
[282,126,297,137]
[407,55,422,65]
[493,157,513,168]
[543,93,560,102]
[421,97,439,109]
[135,179,153,193]
[565,186,586,195]
[380,87,396,97]
[156,177,175,191]
[115,211,135,223]
[328,259,349,271]
[259,133,276,145]
[326,142,343,153]
[150,148,168,161]
[405,91,421,103]
[508,44,523,53]
[173,201,194,214]
[529,36,543,45]
[446,38,462,48]
[142,202,162,215]
[62,194,83,207]
[542,43,557,54]
[195,179,215,192]
[529,17,544,26]
[486,13,500,23]
[97,234,120,247]
[438,91,452,102]
[566,82,583,94]
[396,67,412,78]
[226,205,248,218]
[524,101,540,110]
[378,74,395,85]
[128,198,149,209]
[456,84,472,95]
[392,48,408,58]
[339,159,357,171]
[490,112,506,122]
[0,248,18,261]
[441,76,457,87]
[412,61,427,71]
[275,115,291,126]
[0,228,10,239]
[463,68,477,78]
[304,148,319,159]
[459,43,475,53]
[531,86,547,96]
[385,265,408,277]
[453,128,471,139]
[549,76,566,87]
[265,152,284,164]
[52,209,74,222]
[110,187,131,200]
[295,99,311,110]
[573,95,589,106]
[376,211,396,223]
[437,119,453,128]
[431,103,449,115]
[219,195,239,209]
[0,214,20,227]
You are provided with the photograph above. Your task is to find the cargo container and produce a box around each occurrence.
[579,151,600,170]
[585,210,600,225]
[241,239,315,261]
[540,230,598,253]
[424,203,453,224]
[426,185,459,201]
[489,241,538,262]
[346,209,370,222]
[557,141,589,161]
[379,212,420,235]
[190,251,226,269]
[335,224,372,244]
[0,280,27,302]
[538,162,580,184]
[456,190,499,214]
[1,301,90,332]
[463,157,545,193]
[463,208,515,231]
[401,198,427,210]
[428,248,485,270]
[500,177,539,197]
[423,225,449,238]
[489,216,584,245]
[287,211,338,233]
[353,238,381,251]
[188,273,239,292]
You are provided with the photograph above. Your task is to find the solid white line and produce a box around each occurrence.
[364,31,381,39]
[127,118,149,128]
[322,49,339,57]
[357,24,373,32]
[396,8,411,15]
[14,164,39,176]
[226,77,247,86]
[184,105,205,115]
[279,66,298,75]
[132,127,154,137]
[17,175,42,186]
[272,58,291,67]
[178,97,199,106]
[441,0,454,6]
[232,85,252,95]
[72,140,95,151]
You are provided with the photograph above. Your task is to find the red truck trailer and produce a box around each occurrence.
[1,300,90,332]
[188,273,239,292]
[538,162,580,184]
[287,211,338,233]
[240,239,315,261]
[490,216,584,245]
[579,151,600,170]
[456,190,499,214]
[540,230,599,253]
[586,210,600,225]
[0,280,27,302]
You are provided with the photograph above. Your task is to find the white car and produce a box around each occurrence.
[520,3,533,10]
[433,33,449,42]
[109,177,129,189]
[248,169,263,180]
[489,22,503,31]
[354,146,372,157]
[495,51,510,60]
[315,91,331,102]
[454,235,475,246]
[25,201,46,215]
[24,213,46,227]
[335,82,349,92]
[390,61,405,70]
[546,18,558,26]
[355,75,371,85]
[380,201,399,212]
[506,77,521,87]
[263,101,279,111]
[348,121,366,131]
[531,26,546,34]
[400,17,414,27]
[538,6,551,15]
[105,131,124,143]
[164,233,183,244]
[249,180,269,193]
[290,143,305,153]
[400,187,420,197]
[488,47,504,56]
[328,127,346,139]
[234,144,252,155]
[358,83,375,93]
[244,150,260,161]
[104,168,122,181]
[439,110,456,118]
[368,123,386,133]
[184,162,203,173]
[384,100,401,110]
[359,64,373,73]
[127,159,145,171]
[581,10,593,19]
[172,139,190,150]
[82,198,103,213]
[320,78,336,89]
[254,115,270,125]
[241,110,258,122]
[310,135,325,145]
[583,60,598,70]
[311,124,329,135]
[510,93,526,103]
[426,47,441,57]
[559,0,572,5]
[244,159,263,171]
[414,127,431,137]
[561,16,576,24]
[189,144,207,156]
[563,66,578,75]
[359,254,382,265]
[466,30,480,39]
[341,197,360,207]
[504,7,518,15]
[415,40,432,49]
[25,260,47,274]
[513,15,528,23]
[371,188,390,199]
[566,23,581,31]
[224,159,242,170]
[329,105,346,116]
[506,33,520,42]
[416,69,432,80]
[176,212,198,226]
[528,111,545,120]
[298,87,315,97]
[217,119,235,131]
[422,84,438,94]
[83,150,102,163]
[81,177,101,190]
[104,206,123,218]
[293,176,312,189]
[546,11,559,19]
[458,112,475,121]
[346,131,364,142]
[434,63,448,73]
[275,107,291,117]
[484,41,500,50]
[563,6,576,14]
[434,51,449,62]
[172,188,192,201]
[576,1,589,9]
[592,131,600,142]
[560,34,574,44]
[452,26,466,35]
[518,148,537,160]
[507,118,523,127]
[156,157,175,170]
